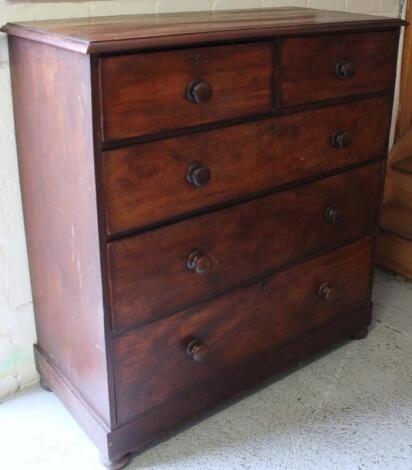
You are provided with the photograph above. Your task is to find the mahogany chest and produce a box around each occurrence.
[2,7,404,469]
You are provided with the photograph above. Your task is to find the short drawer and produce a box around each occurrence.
[277,31,398,107]
[100,42,273,142]
[108,163,382,332]
[103,97,391,235]
[113,237,374,424]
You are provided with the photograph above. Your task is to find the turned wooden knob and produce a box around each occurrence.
[186,339,209,362]
[319,282,338,301]
[325,206,343,224]
[187,250,211,274]
[186,162,211,187]
[336,60,356,79]
[331,131,352,149]
[187,80,213,104]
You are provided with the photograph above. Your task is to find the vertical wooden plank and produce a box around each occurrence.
[9,37,111,426]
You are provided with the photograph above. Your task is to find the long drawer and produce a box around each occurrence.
[108,163,382,332]
[276,30,398,107]
[100,42,273,142]
[113,237,374,424]
[103,97,391,235]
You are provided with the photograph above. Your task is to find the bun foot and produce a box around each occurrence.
[100,453,131,470]
[351,327,369,340]
[39,377,52,392]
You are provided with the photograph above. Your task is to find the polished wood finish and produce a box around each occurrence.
[34,346,112,460]
[113,238,373,423]
[277,31,399,106]
[8,38,112,426]
[35,300,372,462]
[1,8,404,54]
[3,8,401,469]
[377,232,412,279]
[392,155,412,174]
[390,169,412,208]
[381,202,412,240]
[103,97,391,235]
[108,163,381,332]
[377,138,412,277]
[187,80,213,104]
[100,42,272,142]
[378,9,412,279]
[186,339,209,363]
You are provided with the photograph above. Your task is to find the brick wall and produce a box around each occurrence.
[0,0,405,401]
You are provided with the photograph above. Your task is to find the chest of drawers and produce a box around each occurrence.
[2,7,403,469]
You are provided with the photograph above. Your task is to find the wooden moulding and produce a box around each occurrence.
[35,300,372,461]
[0,8,405,55]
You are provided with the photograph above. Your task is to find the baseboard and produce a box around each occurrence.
[34,345,111,460]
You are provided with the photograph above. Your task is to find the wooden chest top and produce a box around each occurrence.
[1,7,404,54]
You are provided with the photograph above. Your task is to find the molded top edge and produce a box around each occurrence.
[1,7,405,55]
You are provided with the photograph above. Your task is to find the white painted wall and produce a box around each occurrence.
[0,0,404,401]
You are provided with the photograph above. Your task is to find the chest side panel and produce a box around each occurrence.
[8,37,112,426]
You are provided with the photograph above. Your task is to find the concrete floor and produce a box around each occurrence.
[1,269,412,470]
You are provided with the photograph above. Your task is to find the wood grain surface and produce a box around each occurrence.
[113,238,374,423]
[108,163,382,332]
[100,42,273,142]
[103,97,392,235]
[1,8,404,54]
[277,30,399,106]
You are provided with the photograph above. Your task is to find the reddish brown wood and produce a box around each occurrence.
[113,238,373,423]
[108,163,382,332]
[186,250,212,275]
[187,80,213,104]
[331,130,353,149]
[34,346,112,460]
[8,37,113,426]
[99,42,273,142]
[109,300,373,458]
[336,60,356,79]
[318,282,338,302]
[35,299,373,461]
[325,205,344,224]
[103,97,392,235]
[186,162,211,188]
[0,8,404,54]
[2,9,401,468]
[277,31,399,106]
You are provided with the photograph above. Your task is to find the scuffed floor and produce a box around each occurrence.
[1,269,412,470]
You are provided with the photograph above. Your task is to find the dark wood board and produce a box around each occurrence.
[1,8,405,54]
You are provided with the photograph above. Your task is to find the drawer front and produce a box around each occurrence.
[114,238,374,424]
[108,163,382,331]
[103,97,391,235]
[100,43,273,142]
[277,31,398,107]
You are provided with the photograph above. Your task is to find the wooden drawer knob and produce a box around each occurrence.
[186,162,211,187]
[187,80,213,104]
[318,282,338,301]
[187,250,211,274]
[336,60,356,79]
[186,339,208,362]
[331,131,352,149]
[325,206,343,224]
